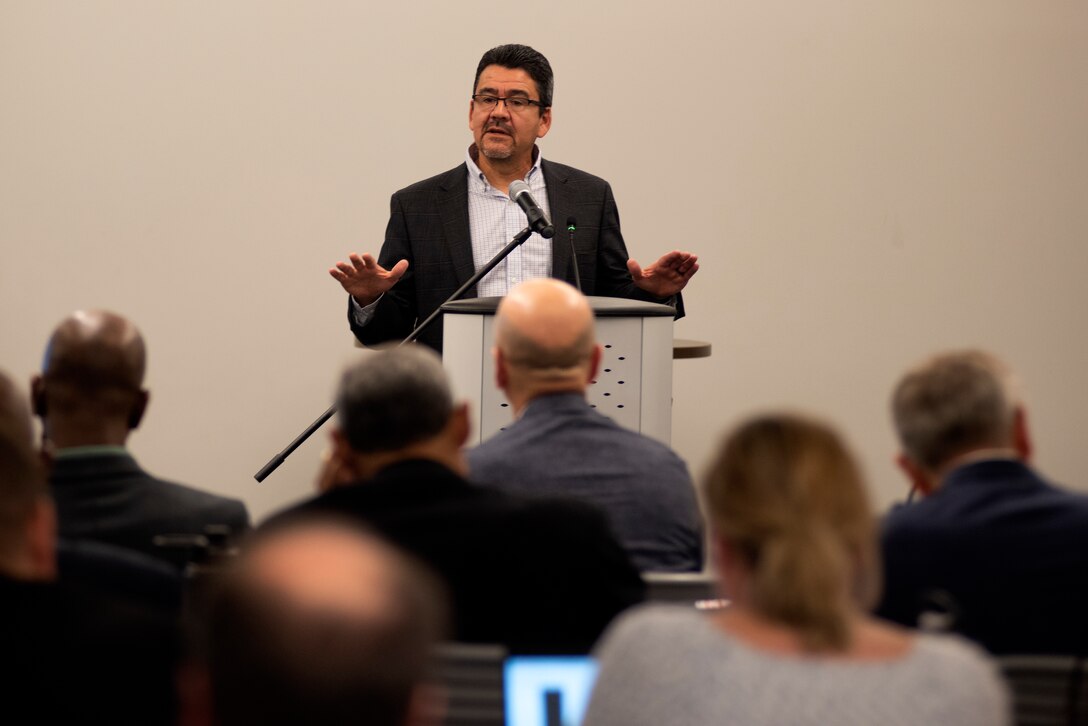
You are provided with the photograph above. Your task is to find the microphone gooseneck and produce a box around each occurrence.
[567,216,582,292]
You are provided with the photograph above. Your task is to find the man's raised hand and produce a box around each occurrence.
[329,253,409,307]
[627,250,699,299]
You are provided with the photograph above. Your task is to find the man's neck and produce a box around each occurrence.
[43,420,129,451]
[350,445,468,483]
[470,144,538,195]
[509,385,585,417]
[934,447,1021,488]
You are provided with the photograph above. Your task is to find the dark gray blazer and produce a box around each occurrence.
[467,392,704,573]
[348,159,681,351]
[50,452,250,570]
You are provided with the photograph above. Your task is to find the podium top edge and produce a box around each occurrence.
[441,296,676,317]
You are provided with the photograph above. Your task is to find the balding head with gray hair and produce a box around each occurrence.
[492,279,601,414]
[336,346,454,455]
[892,350,1022,473]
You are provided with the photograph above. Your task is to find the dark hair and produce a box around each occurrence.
[335,346,453,454]
[474,44,554,108]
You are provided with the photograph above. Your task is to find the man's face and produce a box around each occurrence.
[469,65,552,164]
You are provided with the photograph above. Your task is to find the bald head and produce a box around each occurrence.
[494,280,598,404]
[205,518,445,726]
[239,521,406,623]
[34,310,149,447]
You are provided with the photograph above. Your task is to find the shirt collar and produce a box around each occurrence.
[53,445,129,460]
[465,144,543,194]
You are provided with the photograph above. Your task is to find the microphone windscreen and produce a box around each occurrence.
[566,216,576,230]
[508,180,530,201]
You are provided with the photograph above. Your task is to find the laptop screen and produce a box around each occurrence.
[504,656,599,726]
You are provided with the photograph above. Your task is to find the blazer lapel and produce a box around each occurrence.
[436,164,477,291]
[543,160,577,286]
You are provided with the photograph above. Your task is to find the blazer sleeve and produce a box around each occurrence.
[348,192,421,347]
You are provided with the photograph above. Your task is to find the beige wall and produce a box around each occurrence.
[3,1,1086,520]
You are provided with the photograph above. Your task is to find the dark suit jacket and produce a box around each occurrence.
[0,574,179,724]
[877,459,1088,654]
[273,459,646,654]
[50,451,250,570]
[348,159,681,351]
[467,392,704,573]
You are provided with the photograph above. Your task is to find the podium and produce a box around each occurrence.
[441,296,676,447]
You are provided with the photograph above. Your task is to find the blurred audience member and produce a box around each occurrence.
[272,345,644,653]
[186,516,445,726]
[1,369,178,724]
[32,309,249,569]
[468,279,703,572]
[879,350,1088,654]
[584,414,1008,726]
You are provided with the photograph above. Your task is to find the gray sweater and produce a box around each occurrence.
[583,605,1010,726]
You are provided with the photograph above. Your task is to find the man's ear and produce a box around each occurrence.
[494,347,508,391]
[128,389,150,430]
[26,497,57,581]
[536,107,552,139]
[895,452,936,498]
[30,375,46,418]
[404,681,447,726]
[448,402,471,449]
[1012,405,1033,463]
[587,344,602,383]
[316,428,359,492]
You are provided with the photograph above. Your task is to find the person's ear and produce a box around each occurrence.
[404,681,447,726]
[895,452,936,497]
[449,402,471,449]
[587,344,602,383]
[30,375,46,418]
[494,347,508,391]
[536,107,552,139]
[26,497,57,581]
[316,428,359,492]
[128,390,149,430]
[1012,406,1033,462]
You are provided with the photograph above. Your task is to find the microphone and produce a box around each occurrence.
[567,216,582,292]
[508,180,555,238]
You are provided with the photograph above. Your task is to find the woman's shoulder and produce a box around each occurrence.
[900,632,1011,718]
[602,603,713,639]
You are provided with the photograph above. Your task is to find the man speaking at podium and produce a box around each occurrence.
[330,44,699,352]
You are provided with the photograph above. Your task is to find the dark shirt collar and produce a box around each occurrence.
[942,457,1036,489]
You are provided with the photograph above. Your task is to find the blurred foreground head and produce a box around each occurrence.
[202,516,446,726]
[0,369,54,580]
[704,413,879,652]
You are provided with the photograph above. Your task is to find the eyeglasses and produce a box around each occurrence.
[471,94,546,113]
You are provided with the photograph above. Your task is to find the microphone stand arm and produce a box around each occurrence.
[254,225,535,482]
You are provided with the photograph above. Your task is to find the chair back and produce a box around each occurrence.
[642,571,727,610]
[999,655,1088,726]
[434,642,507,726]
